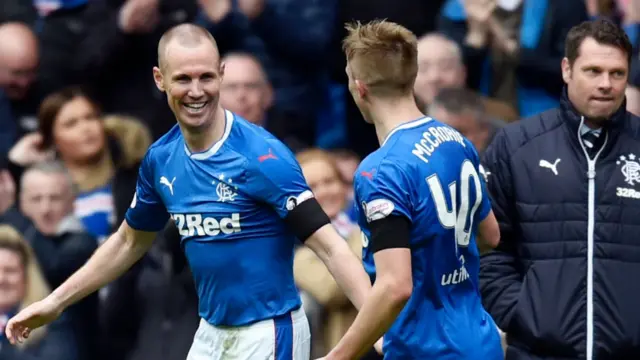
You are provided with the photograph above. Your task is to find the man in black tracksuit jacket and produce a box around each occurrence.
[480,19,640,359]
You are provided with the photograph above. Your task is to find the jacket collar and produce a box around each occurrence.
[560,86,628,136]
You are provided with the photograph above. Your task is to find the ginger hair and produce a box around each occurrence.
[342,20,418,96]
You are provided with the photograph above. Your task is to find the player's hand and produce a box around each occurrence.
[238,0,265,20]
[119,0,160,34]
[5,296,63,345]
[7,133,54,167]
[198,0,232,23]
[0,170,16,214]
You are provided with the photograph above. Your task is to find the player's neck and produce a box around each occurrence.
[182,106,227,153]
[369,97,425,146]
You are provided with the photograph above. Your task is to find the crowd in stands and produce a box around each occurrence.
[2,0,640,359]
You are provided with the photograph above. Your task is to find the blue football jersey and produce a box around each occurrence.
[354,117,502,359]
[125,110,313,326]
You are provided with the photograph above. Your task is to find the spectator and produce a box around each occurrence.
[7,87,154,360]
[438,0,589,117]
[0,22,39,161]
[9,87,151,241]
[329,148,360,201]
[587,0,640,50]
[428,87,505,155]
[197,0,338,146]
[221,52,273,126]
[1,0,91,96]
[74,0,199,140]
[219,52,307,151]
[480,19,640,359]
[626,82,640,115]
[6,161,98,358]
[293,149,362,356]
[414,32,518,122]
[626,54,640,115]
[0,224,79,360]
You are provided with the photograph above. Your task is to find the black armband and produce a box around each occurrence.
[370,215,411,253]
[284,197,330,242]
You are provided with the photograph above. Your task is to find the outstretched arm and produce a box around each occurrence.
[7,148,168,344]
[5,221,156,344]
[50,221,155,310]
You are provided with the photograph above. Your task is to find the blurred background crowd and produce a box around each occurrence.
[1,0,640,359]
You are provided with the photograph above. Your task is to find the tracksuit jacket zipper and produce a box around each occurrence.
[578,116,608,360]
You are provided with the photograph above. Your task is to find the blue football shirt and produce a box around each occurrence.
[125,110,313,326]
[354,117,502,359]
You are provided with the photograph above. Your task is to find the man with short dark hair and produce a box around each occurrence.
[480,19,640,359]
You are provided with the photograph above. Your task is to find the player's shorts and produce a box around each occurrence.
[186,307,310,360]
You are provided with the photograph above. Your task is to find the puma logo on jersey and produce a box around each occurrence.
[160,176,176,195]
[258,148,278,162]
[539,158,561,176]
[172,213,241,237]
[360,169,375,179]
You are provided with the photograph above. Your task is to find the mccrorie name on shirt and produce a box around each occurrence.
[412,126,466,164]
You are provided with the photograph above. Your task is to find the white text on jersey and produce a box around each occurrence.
[441,256,470,286]
[172,213,241,237]
[412,126,466,164]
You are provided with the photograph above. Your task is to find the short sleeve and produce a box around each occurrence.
[124,151,169,232]
[355,160,412,224]
[245,140,313,219]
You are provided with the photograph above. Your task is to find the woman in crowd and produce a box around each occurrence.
[0,224,78,360]
[292,148,375,357]
[8,87,152,242]
[6,86,154,360]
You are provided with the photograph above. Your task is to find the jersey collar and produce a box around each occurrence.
[381,117,432,147]
[184,109,234,160]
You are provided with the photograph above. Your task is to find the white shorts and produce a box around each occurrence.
[186,308,310,360]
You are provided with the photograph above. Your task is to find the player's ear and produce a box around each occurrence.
[561,57,572,84]
[219,62,225,81]
[153,66,165,92]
